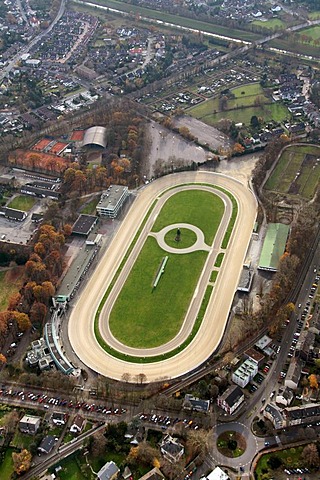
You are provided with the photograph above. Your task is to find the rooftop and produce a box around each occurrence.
[258,223,290,271]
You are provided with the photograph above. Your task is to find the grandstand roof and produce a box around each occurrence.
[82,126,107,148]
[258,223,290,272]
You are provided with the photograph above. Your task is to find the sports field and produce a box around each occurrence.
[108,189,224,348]
[265,145,320,199]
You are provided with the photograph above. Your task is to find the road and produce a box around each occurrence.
[68,171,257,382]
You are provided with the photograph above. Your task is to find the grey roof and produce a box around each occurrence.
[72,214,98,235]
[285,360,302,387]
[219,385,244,407]
[184,394,210,412]
[82,126,107,148]
[264,403,283,429]
[97,461,119,480]
[38,435,55,453]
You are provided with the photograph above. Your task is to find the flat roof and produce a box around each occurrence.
[72,214,97,235]
[258,223,290,271]
[97,186,128,213]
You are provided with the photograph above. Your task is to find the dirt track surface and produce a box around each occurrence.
[68,172,257,382]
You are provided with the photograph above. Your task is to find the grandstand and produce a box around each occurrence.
[258,223,290,272]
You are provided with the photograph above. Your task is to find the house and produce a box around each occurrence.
[38,435,55,454]
[203,466,230,480]
[275,388,294,407]
[285,359,302,390]
[19,415,41,434]
[1,207,27,221]
[160,435,184,463]
[52,412,68,426]
[183,394,210,413]
[295,331,315,362]
[263,403,284,429]
[138,467,165,480]
[217,385,244,415]
[96,461,119,480]
[70,414,85,433]
[283,403,320,427]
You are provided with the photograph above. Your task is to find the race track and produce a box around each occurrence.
[68,171,257,382]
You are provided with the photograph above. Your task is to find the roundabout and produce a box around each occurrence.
[68,172,257,382]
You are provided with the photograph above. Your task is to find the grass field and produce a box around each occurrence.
[298,25,320,42]
[0,448,15,480]
[109,189,224,348]
[265,145,320,199]
[309,11,320,19]
[251,18,285,30]
[188,82,289,126]
[7,195,36,211]
[90,0,261,42]
[164,228,197,248]
[0,269,24,311]
[269,37,320,58]
[255,446,304,479]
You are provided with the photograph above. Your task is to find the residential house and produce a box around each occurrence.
[283,403,320,427]
[19,415,41,434]
[217,385,244,415]
[205,467,230,480]
[183,394,210,413]
[96,461,119,480]
[263,403,284,429]
[52,412,68,426]
[275,388,294,407]
[285,359,302,390]
[244,348,265,367]
[70,414,85,433]
[295,331,315,362]
[160,435,184,463]
[38,435,55,454]
[138,467,165,480]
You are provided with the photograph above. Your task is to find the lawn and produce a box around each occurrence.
[0,268,24,311]
[152,190,224,244]
[210,270,218,283]
[214,253,224,268]
[109,237,208,348]
[298,25,320,42]
[251,18,285,30]
[255,446,304,479]
[164,228,197,248]
[109,190,224,348]
[11,431,34,449]
[0,448,15,480]
[7,195,36,211]
[81,197,100,215]
[265,144,320,199]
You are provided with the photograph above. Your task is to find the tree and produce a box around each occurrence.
[12,311,31,331]
[250,115,260,129]
[29,302,47,324]
[90,430,107,457]
[12,449,32,475]
[308,374,318,390]
[0,353,7,364]
[121,373,131,383]
[302,443,320,468]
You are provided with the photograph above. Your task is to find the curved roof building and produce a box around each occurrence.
[82,126,107,148]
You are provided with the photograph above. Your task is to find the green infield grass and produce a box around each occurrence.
[109,239,207,348]
[164,228,197,248]
[94,184,238,363]
[7,195,36,211]
[210,270,218,283]
[265,144,320,199]
[152,189,224,244]
[214,252,224,268]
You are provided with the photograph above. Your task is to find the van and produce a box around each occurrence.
[1,234,5,240]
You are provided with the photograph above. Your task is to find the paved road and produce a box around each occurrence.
[68,171,257,382]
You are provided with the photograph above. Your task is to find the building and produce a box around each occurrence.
[38,435,55,454]
[276,388,294,407]
[283,403,320,427]
[138,467,165,480]
[19,415,41,434]
[70,414,85,433]
[202,467,230,480]
[217,385,244,415]
[258,223,290,272]
[285,359,302,390]
[232,358,258,388]
[0,207,27,221]
[82,126,107,149]
[160,435,184,463]
[244,348,265,367]
[255,335,272,352]
[183,394,210,413]
[237,266,254,293]
[72,214,98,236]
[97,461,119,480]
[295,331,315,362]
[52,412,68,426]
[96,185,129,218]
[263,403,284,429]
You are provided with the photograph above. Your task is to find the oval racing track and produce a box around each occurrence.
[68,172,257,382]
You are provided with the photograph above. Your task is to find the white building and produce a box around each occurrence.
[96,185,129,218]
[232,358,258,388]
